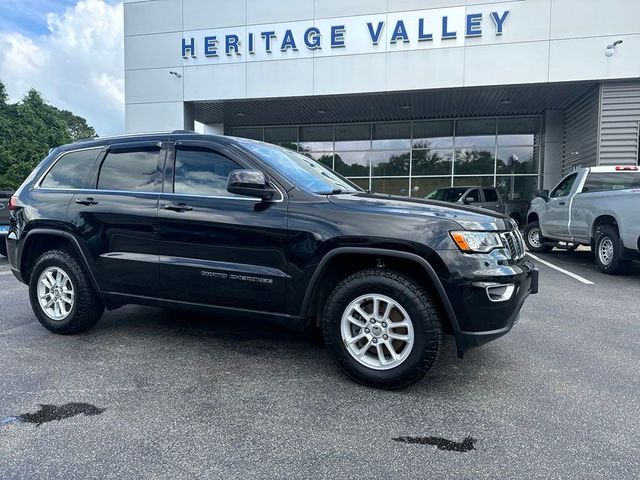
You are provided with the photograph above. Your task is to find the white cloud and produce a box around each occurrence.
[0,0,124,135]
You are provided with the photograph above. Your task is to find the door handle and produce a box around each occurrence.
[75,197,98,206]
[163,203,193,212]
[558,201,566,206]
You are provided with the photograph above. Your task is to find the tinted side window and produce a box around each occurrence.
[483,188,498,202]
[41,149,100,189]
[466,189,480,202]
[582,172,640,192]
[174,147,241,197]
[97,148,159,192]
[551,174,577,198]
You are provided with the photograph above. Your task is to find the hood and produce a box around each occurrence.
[328,193,515,231]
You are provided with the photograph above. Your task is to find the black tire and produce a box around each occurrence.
[0,239,6,257]
[322,269,442,390]
[593,225,631,274]
[29,249,104,334]
[524,221,553,253]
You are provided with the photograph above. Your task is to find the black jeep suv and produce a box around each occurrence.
[6,132,537,389]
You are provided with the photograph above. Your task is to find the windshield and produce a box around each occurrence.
[238,139,361,194]
[426,188,468,202]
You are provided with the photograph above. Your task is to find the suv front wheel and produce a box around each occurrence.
[322,269,442,390]
[29,250,104,334]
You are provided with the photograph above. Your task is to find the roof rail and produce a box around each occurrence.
[171,130,199,134]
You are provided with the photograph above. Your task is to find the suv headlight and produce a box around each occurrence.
[450,231,504,253]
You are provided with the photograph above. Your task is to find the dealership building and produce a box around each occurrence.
[123,0,640,200]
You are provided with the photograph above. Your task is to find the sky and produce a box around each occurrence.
[0,0,124,135]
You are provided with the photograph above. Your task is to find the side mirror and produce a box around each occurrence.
[227,169,276,200]
[535,189,550,201]
[463,196,476,204]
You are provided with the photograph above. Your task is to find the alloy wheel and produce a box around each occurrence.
[340,294,415,371]
[37,266,75,321]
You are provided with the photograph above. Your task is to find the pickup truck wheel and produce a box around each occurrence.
[322,269,442,390]
[0,240,6,257]
[594,225,631,274]
[29,250,104,334]
[524,222,553,253]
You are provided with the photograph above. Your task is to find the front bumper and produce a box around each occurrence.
[433,249,538,357]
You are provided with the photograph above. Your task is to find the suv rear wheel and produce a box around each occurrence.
[322,269,442,390]
[29,250,104,334]
[594,225,631,274]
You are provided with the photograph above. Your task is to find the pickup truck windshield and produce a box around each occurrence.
[582,172,640,193]
[238,139,361,194]
[426,188,468,202]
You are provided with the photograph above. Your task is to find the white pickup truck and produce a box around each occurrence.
[524,166,640,274]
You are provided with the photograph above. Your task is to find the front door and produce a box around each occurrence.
[541,173,578,239]
[157,140,288,313]
[67,141,164,296]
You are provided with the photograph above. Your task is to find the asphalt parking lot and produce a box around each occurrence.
[0,252,639,479]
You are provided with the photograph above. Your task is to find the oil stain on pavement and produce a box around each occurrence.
[0,403,106,427]
[393,435,476,452]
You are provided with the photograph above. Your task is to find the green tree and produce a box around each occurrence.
[0,81,96,190]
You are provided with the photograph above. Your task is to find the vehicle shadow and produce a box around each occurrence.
[95,305,508,392]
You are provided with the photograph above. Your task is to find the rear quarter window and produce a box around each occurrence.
[582,173,640,193]
[40,149,101,189]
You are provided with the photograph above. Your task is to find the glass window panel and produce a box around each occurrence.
[412,149,453,175]
[335,123,371,151]
[41,149,100,189]
[229,127,263,141]
[372,122,411,150]
[411,177,452,198]
[334,151,370,177]
[98,148,159,192]
[497,117,540,146]
[299,126,333,152]
[496,146,539,174]
[496,175,539,201]
[582,172,640,193]
[174,147,242,197]
[454,148,495,175]
[455,119,496,148]
[371,150,410,176]
[413,120,454,148]
[453,176,495,187]
[264,127,298,150]
[347,177,370,191]
[371,177,410,196]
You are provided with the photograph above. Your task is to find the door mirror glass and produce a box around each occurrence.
[227,169,276,200]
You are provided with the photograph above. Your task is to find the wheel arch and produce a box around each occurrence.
[300,247,462,341]
[526,211,539,225]
[591,214,619,242]
[19,229,100,292]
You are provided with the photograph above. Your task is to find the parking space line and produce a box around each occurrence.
[0,271,13,276]
[526,253,595,285]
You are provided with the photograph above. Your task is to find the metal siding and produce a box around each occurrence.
[599,82,640,166]
[562,86,599,175]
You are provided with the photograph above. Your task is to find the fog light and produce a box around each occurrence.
[485,284,515,302]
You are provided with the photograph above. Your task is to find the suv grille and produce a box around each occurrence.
[501,230,525,260]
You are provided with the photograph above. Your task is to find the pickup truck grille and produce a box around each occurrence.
[501,230,526,260]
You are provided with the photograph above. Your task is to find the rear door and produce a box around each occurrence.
[541,173,578,239]
[157,140,289,312]
[67,140,165,296]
